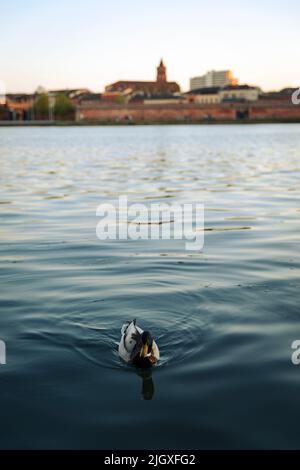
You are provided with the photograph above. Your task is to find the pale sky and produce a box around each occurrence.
[1,0,299,93]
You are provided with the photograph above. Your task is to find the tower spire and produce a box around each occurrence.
[157,59,167,83]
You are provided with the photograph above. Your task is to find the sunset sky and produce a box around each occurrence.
[1,0,299,93]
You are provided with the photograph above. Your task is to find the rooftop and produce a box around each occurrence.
[186,87,220,95]
[222,84,256,91]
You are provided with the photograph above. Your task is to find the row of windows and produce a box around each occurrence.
[196,97,220,104]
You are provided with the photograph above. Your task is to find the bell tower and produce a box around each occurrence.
[157,59,167,83]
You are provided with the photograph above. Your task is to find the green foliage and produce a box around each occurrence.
[116,95,126,104]
[54,94,75,120]
[34,93,49,119]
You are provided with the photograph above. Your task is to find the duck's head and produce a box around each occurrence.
[140,331,153,358]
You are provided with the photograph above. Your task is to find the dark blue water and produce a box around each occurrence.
[0,124,300,449]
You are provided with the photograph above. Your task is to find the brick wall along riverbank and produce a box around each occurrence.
[77,100,300,123]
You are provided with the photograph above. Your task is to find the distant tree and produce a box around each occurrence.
[116,95,126,105]
[35,85,47,95]
[54,94,75,120]
[33,93,49,120]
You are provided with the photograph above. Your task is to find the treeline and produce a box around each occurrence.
[33,93,75,120]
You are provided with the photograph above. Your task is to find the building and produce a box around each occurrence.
[219,84,260,102]
[258,88,298,102]
[143,95,184,105]
[47,88,90,106]
[48,88,90,99]
[105,59,180,96]
[185,83,259,104]
[101,91,128,103]
[185,87,221,104]
[77,92,102,104]
[0,104,9,120]
[190,70,237,91]
[5,94,35,120]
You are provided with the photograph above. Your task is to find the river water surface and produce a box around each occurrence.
[0,124,300,449]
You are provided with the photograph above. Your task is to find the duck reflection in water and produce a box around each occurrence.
[137,368,155,400]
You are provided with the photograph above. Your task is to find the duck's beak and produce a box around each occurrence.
[140,343,148,358]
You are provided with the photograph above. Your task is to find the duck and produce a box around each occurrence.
[118,319,160,367]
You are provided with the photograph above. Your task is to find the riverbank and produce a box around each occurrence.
[1,118,300,126]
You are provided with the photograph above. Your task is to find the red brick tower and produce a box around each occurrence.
[157,59,167,83]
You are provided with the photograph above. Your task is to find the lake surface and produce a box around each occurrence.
[0,124,300,449]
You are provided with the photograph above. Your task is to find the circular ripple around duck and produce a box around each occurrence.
[65,289,208,371]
